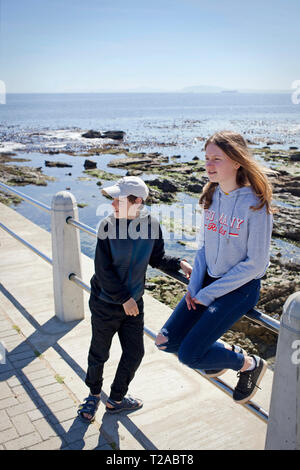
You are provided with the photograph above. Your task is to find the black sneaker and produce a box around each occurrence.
[233,355,267,404]
[204,345,244,378]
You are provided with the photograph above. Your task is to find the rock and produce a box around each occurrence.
[45,161,72,168]
[147,188,176,205]
[285,186,300,197]
[290,153,300,162]
[145,282,156,291]
[82,130,102,139]
[0,154,30,163]
[185,183,204,193]
[164,165,194,175]
[147,178,178,193]
[100,131,125,140]
[83,168,120,181]
[83,159,97,169]
[0,163,54,187]
[272,206,300,242]
[126,169,143,176]
[108,156,153,168]
[0,190,22,206]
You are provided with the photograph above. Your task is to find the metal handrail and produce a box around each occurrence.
[0,181,51,213]
[0,221,52,265]
[66,217,97,237]
[69,272,269,422]
[66,216,280,334]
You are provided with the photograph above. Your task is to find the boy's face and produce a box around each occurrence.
[112,196,142,219]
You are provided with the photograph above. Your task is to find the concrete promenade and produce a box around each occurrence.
[0,202,274,450]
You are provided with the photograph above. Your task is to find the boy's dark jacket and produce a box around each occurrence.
[90,209,181,304]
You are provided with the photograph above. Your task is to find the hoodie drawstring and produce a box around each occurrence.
[214,187,239,264]
[226,194,238,241]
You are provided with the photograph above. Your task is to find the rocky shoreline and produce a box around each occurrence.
[0,134,299,366]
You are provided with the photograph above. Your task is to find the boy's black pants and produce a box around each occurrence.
[85,294,145,401]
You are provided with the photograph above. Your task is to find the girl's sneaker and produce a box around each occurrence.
[233,355,267,404]
[204,345,245,378]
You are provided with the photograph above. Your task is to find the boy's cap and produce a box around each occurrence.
[101,176,149,200]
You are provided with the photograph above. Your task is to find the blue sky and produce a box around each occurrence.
[1,0,299,93]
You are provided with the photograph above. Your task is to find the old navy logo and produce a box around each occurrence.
[205,210,244,237]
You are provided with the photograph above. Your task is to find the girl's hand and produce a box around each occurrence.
[192,297,204,306]
[185,291,197,310]
[180,259,193,280]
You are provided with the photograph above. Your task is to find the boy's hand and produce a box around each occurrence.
[180,259,193,280]
[123,297,139,316]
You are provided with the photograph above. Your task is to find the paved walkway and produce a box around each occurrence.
[0,313,111,450]
[0,202,274,450]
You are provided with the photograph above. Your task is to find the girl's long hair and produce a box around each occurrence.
[199,130,276,213]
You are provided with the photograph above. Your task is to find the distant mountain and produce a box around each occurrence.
[180,85,225,93]
[179,85,290,94]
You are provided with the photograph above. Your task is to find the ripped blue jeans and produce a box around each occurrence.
[156,272,261,371]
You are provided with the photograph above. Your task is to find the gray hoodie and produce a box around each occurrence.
[188,185,273,306]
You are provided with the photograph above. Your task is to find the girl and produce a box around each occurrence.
[155,130,274,404]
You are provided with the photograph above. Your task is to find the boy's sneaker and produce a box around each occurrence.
[233,355,267,404]
[105,395,143,414]
[204,345,245,378]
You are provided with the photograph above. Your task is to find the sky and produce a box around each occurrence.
[0,0,300,93]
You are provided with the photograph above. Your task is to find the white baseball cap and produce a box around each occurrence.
[101,176,149,200]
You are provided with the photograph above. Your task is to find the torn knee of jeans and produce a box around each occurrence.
[155,329,169,350]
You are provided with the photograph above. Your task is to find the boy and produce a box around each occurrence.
[78,176,191,422]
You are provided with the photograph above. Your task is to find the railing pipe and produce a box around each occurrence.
[0,221,52,265]
[153,269,280,335]
[66,217,97,238]
[68,273,268,423]
[0,181,51,213]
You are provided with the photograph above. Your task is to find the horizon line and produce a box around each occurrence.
[5,89,291,95]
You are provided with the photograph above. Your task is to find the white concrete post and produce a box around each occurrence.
[265,291,300,450]
[51,191,84,322]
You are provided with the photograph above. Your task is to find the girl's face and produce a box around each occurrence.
[205,143,240,192]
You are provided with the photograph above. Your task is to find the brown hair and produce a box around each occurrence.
[127,195,145,205]
[199,130,276,213]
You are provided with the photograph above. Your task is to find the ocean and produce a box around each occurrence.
[0,92,299,266]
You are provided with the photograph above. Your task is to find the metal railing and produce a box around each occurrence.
[0,181,281,424]
[66,216,279,335]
